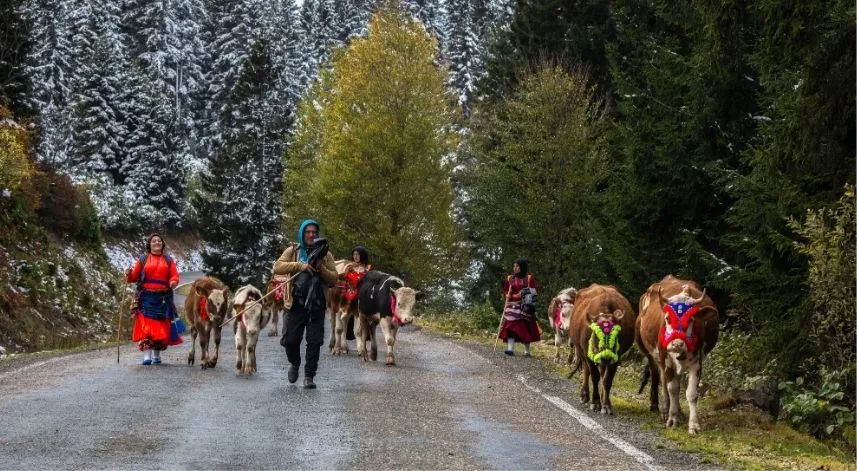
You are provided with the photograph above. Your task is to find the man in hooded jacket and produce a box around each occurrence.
[273,219,337,388]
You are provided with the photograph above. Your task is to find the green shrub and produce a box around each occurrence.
[779,367,856,443]
[423,301,501,336]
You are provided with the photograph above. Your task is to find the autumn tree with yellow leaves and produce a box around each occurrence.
[283,3,461,288]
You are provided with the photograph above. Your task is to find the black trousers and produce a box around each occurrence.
[282,301,325,378]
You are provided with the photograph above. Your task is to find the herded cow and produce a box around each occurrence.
[328,260,359,355]
[569,284,636,415]
[232,284,270,376]
[184,276,229,369]
[547,287,577,364]
[264,275,290,337]
[356,271,417,366]
[636,275,719,434]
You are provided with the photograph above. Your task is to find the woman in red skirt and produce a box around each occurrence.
[499,258,540,356]
[125,234,182,365]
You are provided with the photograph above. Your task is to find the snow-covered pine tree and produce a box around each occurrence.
[22,0,78,165]
[0,1,30,114]
[67,1,126,181]
[442,0,482,117]
[194,35,287,288]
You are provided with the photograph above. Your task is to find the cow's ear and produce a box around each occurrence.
[413,290,423,301]
[195,287,204,297]
[613,309,625,321]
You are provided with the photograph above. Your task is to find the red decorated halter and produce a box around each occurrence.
[553,307,563,329]
[659,302,699,353]
[199,297,209,322]
[272,280,287,301]
[390,293,404,326]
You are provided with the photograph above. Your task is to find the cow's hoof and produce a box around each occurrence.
[188,356,194,365]
[601,405,614,415]
[268,329,278,337]
[649,404,659,412]
[236,360,243,370]
[370,350,377,362]
[591,403,601,412]
[385,356,395,366]
[666,416,679,427]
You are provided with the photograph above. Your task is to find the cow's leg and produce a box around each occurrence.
[589,360,602,412]
[356,314,368,362]
[665,366,682,427]
[600,364,618,415]
[576,345,590,404]
[339,310,352,354]
[328,305,337,353]
[647,357,662,413]
[368,320,378,362]
[235,325,245,373]
[566,334,574,364]
[332,308,346,355]
[380,317,396,366]
[686,361,701,434]
[187,325,198,365]
[268,308,279,337]
[245,329,259,376]
[200,327,210,370]
[554,331,562,363]
[209,325,222,368]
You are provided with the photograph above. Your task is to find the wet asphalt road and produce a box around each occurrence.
[0,318,720,470]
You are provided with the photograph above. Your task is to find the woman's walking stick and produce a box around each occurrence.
[493,283,513,352]
[116,277,131,364]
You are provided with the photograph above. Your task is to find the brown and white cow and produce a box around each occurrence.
[232,284,270,376]
[184,276,229,369]
[328,260,359,355]
[636,275,719,434]
[570,284,636,415]
[356,271,417,366]
[547,287,577,364]
[263,275,289,337]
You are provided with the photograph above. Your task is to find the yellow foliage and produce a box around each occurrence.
[285,4,461,287]
[0,106,35,196]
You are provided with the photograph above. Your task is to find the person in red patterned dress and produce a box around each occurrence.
[498,258,540,357]
[342,246,371,301]
[125,234,182,365]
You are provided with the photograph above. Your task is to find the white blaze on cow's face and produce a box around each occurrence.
[208,289,227,320]
[559,300,574,331]
[392,287,416,325]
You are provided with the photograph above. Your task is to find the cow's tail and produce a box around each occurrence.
[637,364,651,394]
[567,351,582,378]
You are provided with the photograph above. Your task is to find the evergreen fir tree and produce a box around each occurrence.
[194,36,287,287]
[0,0,30,115]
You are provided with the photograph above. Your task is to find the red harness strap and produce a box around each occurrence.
[659,304,700,353]
[199,297,209,323]
[390,294,404,326]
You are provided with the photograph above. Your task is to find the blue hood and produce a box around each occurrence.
[297,219,319,263]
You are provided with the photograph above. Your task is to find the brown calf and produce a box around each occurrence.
[184,276,229,369]
[570,284,636,415]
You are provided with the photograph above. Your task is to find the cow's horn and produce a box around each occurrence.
[690,288,706,305]
[387,276,405,288]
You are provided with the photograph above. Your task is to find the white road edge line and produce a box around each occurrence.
[0,355,67,381]
[517,374,663,471]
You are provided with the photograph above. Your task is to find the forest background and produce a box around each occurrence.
[0,0,853,446]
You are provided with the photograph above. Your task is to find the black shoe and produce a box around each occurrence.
[288,365,298,383]
[504,350,514,356]
[304,377,316,389]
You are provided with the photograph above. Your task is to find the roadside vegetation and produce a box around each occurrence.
[420,309,856,471]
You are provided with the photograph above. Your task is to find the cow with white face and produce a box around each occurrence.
[184,276,229,369]
[232,284,270,376]
[636,275,719,435]
[356,271,417,366]
[547,287,577,364]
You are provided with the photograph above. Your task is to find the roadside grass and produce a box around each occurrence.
[419,315,856,471]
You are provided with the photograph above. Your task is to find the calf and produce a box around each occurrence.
[184,276,229,369]
[570,284,636,415]
[356,271,417,366]
[636,275,719,434]
[328,260,359,355]
[232,284,270,376]
[547,287,577,364]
